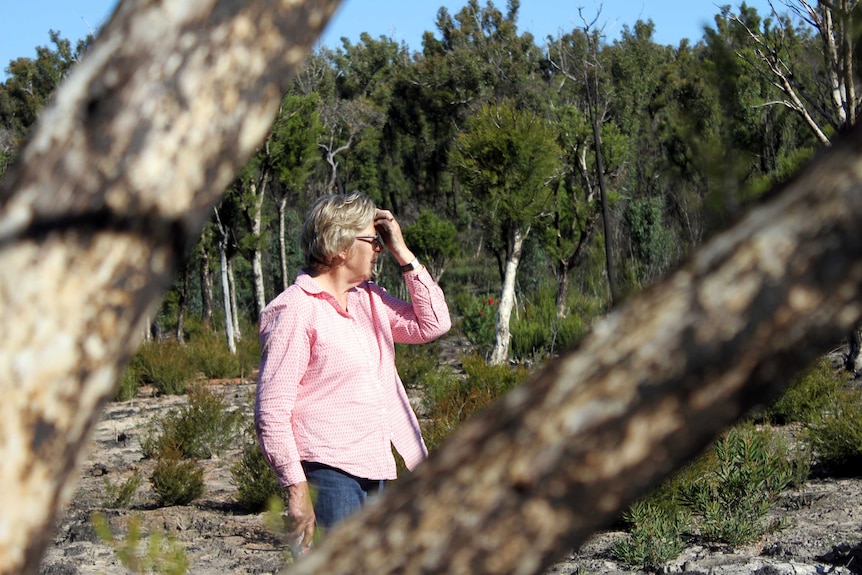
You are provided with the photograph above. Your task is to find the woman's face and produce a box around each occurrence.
[343,222,382,282]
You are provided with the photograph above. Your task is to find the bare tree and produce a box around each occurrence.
[727,0,861,145]
[3,2,862,575]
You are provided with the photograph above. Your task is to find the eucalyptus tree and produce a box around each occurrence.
[0,31,92,176]
[451,101,562,365]
[545,26,626,311]
[381,0,544,218]
[722,0,860,145]
[269,92,323,291]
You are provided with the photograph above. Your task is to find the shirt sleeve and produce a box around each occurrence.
[380,266,452,344]
[254,303,310,487]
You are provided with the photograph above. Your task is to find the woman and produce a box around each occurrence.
[254,192,451,554]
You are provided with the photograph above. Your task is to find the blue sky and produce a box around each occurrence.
[2,0,774,78]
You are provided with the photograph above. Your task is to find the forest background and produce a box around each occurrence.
[0,0,853,367]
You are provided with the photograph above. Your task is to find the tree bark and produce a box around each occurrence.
[489,224,527,365]
[284,124,862,575]
[0,1,341,573]
[278,195,290,292]
[199,233,215,329]
[215,208,237,354]
[176,260,190,344]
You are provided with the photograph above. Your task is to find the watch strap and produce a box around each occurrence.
[400,257,420,272]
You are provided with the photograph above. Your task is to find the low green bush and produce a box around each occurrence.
[135,340,197,395]
[805,386,862,475]
[762,358,844,425]
[395,342,441,389]
[422,354,530,451]
[141,384,243,460]
[92,513,189,575]
[612,500,690,570]
[509,289,588,360]
[678,426,793,546]
[101,472,142,509]
[454,293,498,353]
[115,368,142,401]
[150,448,205,507]
[231,438,283,512]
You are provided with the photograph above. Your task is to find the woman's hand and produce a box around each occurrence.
[374,209,416,267]
[286,482,315,555]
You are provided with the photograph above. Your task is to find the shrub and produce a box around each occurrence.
[141,384,243,460]
[135,340,197,395]
[422,354,530,451]
[509,287,588,360]
[150,447,205,507]
[102,472,142,509]
[231,438,283,512]
[762,358,844,425]
[678,426,793,546]
[612,500,690,570]
[395,342,440,389]
[454,293,498,353]
[92,513,189,575]
[805,386,862,475]
[115,368,142,401]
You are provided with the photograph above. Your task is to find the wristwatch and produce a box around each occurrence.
[400,257,421,273]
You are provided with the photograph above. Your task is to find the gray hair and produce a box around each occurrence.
[301,192,377,272]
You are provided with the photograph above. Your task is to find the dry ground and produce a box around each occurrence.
[38,378,862,575]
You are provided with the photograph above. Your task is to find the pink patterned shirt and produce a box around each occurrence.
[255,267,451,487]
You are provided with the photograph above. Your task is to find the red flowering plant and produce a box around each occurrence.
[458,293,499,352]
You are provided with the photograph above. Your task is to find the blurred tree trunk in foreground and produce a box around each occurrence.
[0,0,341,573]
[3,1,862,575]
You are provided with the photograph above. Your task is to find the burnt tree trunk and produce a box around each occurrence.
[0,1,341,573]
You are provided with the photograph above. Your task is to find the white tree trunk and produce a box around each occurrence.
[227,256,242,341]
[220,244,237,354]
[279,196,290,292]
[489,225,527,366]
[249,179,267,317]
[215,209,238,355]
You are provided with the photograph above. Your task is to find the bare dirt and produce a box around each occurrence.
[39,376,862,575]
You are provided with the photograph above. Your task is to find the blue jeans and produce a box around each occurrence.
[301,462,385,529]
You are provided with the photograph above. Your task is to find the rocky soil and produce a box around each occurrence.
[38,376,862,575]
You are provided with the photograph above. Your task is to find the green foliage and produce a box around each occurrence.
[92,513,189,575]
[394,342,442,388]
[102,472,142,509]
[121,328,260,399]
[612,501,690,570]
[761,359,843,425]
[150,448,205,507]
[804,385,862,475]
[451,101,560,232]
[231,437,283,512]
[422,354,529,450]
[402,211,459,279]
[509,285,592,360]
[624,196,678,285]
[454,293,499,353]
[116,368,142,402]
[678,426,794,546]
[141,384,243,460]
[134,340,198,396]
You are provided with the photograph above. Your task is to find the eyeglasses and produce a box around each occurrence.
[355,234,382,250]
